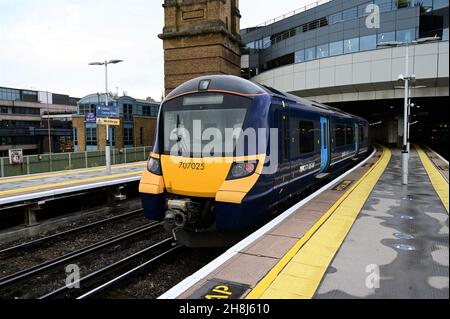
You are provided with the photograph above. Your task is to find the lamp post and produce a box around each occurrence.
[46,91,53,172]
[89,59,123,173]
[377,36,440,185]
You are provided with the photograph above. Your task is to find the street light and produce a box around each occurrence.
[377,36,440,185]
[89,59,124,173]
[394,85,427,154]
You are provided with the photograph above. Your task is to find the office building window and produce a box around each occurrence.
[360,34,377,51]
[0,120,40,128]
[123,104,133,121]
[305,47,316,61]
[328,12,342,25]
[375,0,394,12]
[396,0,413,8]
[21,90,38,102]
[377,31,396,43]
[317,44,329,58]
[79,104,96,115]
[262,36,271,48]
[86,128,97,146]
[433,0,448,10]
[151,105,159,117]
[397,29,416,43]
[295,50,305,63]
[73,128,78,146]
[110,127,116,146]
[344,38,359,53]
[124,128,134,145]
[142,106,151,117]
[342,7,358,21]
[329,41,344,56]
[0,88,21,101]
[0,136,38,146]
[358,2,373,17]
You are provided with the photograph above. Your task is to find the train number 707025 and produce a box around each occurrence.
[179,162,206,171]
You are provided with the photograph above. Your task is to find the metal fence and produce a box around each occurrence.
[0,146,153,178]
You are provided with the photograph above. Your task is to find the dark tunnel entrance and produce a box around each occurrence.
[328,96,449,159]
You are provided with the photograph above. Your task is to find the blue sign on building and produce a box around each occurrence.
[96,105,120,118]
[85,112,96,123]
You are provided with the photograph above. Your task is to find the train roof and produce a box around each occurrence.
[165,75,367,123]
[165,75,268,99]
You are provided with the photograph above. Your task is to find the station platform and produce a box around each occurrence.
[0,162,146,207]
[161,145,449,300]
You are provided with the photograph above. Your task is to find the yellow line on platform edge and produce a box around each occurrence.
[415,145,449,213]
[0,162,146,185]
[246,146,391,299]
[0,171,143,196]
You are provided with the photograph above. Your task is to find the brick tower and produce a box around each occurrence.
[159,0,242,96]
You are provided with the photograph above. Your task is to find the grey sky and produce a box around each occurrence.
[0,0,317,100]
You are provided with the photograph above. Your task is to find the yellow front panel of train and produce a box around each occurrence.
[161,155,232,198]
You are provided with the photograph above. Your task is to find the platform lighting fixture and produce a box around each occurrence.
[377,36,440,185]
[88,59,124,173]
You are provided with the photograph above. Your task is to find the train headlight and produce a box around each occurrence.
[227,161,258,180]
[147,157,162,175]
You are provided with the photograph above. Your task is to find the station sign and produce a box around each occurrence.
[9,149,24,165]
[96,118,120,126]
[85,112,96,123]
[96,105,120,119]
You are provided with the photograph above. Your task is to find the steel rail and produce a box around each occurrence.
[40,238,181,299]
[0,209,144,257]
[0,221,162,289]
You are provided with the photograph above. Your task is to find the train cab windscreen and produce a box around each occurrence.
[162,93,252,157]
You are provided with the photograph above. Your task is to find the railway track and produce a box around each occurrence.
[40,238,182,299]
[0,208,145,258]
[0,221,166,298]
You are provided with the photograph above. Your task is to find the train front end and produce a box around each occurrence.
[139,76,271,247]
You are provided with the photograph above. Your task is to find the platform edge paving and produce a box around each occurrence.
[246,146,390,299]
[415,145,449,213]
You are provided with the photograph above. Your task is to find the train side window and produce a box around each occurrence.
[359,126,364,145]
[299,121,315,154]
[334,124,346,147]
[346,125,354,145]
[323,123,328,149]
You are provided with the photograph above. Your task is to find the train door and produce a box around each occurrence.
[355,123,360,155]
[272,100,291,190]
[320,116,330,172]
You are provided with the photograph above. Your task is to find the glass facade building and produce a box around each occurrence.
[0,86,79,156]
[241,0,449,77]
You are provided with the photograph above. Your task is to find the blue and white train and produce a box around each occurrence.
[139,75,370,247]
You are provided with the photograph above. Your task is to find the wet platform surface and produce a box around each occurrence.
[161,146,449,300]
[316,149,449,299]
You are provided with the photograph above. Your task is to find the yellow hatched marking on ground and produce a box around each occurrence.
[246,146,391,299]
[415,145,449,213]
[0,162,146,185]
[0,171,143,197]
